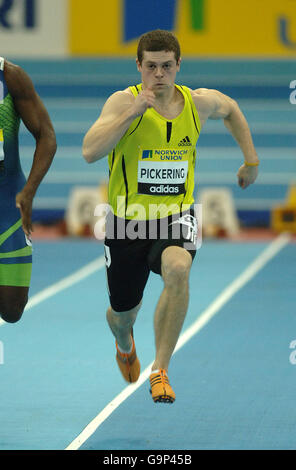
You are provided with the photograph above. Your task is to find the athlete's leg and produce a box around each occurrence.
[151,245,192,372]
[106,302,142,383]
[0,223,32,324]
[104,236,150,382]
[104,235,151,350]
[0,285,29,323]
[106,301,142,352]
[0,178,33,324]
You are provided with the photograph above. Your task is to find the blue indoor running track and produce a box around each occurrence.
[0,58,295,451]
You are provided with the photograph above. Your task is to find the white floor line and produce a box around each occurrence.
[65,232,291,451]
[0,255,106,328]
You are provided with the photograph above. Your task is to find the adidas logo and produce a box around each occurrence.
[178,136,192,146]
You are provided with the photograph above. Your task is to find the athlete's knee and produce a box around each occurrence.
[0,297,28,323]
[161,248,192,286]
[107,302,141,331]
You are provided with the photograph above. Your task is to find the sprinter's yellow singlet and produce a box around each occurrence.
[108,84,201,220]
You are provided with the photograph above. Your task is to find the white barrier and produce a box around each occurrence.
[198,187,240,237]
[0,0,67,57]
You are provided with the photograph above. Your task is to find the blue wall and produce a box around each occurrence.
[13,58,296,226]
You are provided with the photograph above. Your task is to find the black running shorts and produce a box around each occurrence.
[104,209,198,312]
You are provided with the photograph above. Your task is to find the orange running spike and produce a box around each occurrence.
[149,369,176,403]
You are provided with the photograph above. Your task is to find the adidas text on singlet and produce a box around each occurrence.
[108,84,201,221]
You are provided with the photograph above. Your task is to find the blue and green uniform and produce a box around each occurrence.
[0,57,32,287]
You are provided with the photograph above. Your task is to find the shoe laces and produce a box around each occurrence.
[151,369,170,387]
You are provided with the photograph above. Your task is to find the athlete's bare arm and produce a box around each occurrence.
[191,88,259,189]
[83,88,156,163]
[5,61,57,236]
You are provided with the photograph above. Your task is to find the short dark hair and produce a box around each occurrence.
[137,29,181,64]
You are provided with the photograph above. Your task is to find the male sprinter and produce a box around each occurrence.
[83,30,259,403]
[0,58,56,323]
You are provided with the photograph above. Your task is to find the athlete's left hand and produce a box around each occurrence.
[16,190,33,237]
[237,164,258,189]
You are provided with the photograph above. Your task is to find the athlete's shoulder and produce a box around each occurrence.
[190,87,231,104]
[99,88,135,120]
[188,87,214,101]
[104,88,135,107]
[3,60,25,81]
[178,85,212,104]
[110,87,134,100]
[3,60,34,98]
[188,87,224,116]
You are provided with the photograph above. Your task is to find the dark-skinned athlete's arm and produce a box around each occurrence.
[5,61,57,236]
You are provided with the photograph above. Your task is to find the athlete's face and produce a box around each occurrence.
[136,50,181,94]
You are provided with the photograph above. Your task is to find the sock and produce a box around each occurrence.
[117,341,133,355]
[151,369,167,375]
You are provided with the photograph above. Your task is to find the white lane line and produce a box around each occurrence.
[65,232,291,450]
[0,255,105,328]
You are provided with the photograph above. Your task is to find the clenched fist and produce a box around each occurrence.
[237,163,258,189]
[132,88,156,117]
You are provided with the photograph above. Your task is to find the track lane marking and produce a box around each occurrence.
[0,255,106,327]
[65,232,291,450]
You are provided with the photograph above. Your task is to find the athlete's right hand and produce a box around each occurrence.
[16,189,33,237]
[132,89,155,117]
